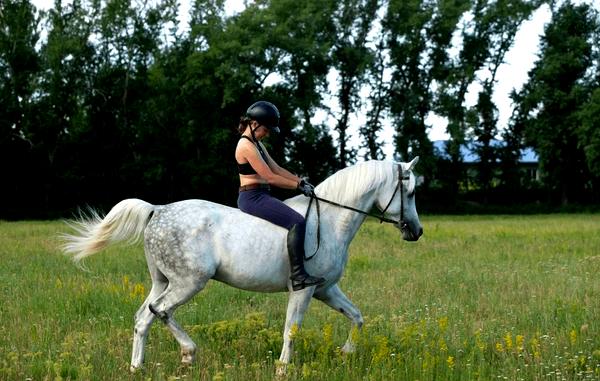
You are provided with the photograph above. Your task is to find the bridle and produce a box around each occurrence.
[304,164,409,260]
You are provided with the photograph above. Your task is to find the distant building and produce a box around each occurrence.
[513,146,540,182]
[433,140,540,182]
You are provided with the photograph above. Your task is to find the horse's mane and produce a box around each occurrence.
[314,160,393,205]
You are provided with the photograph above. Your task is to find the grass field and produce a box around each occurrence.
[0,215,599,380]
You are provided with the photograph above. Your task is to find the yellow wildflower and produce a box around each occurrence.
[569,329,577,345]
[373,335,390,364]
[302,363,312,378]
[495,342,504,353]
[439,338,448,352]
[322,323,333,346]
[530,338,541,359]
[289,323,299,340]
[516,335,524,353]
[350,325,360,344]
[130,283,145,300]
[438,316,448,333]
[475,329,486,352]
[504,333,513,351]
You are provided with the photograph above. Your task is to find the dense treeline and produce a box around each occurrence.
[1,0,599,219]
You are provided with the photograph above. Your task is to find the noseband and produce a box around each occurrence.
[304,164,409,260]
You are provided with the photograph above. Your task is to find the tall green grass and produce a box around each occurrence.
[0,215,599,380]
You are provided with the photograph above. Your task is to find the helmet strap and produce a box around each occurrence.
[250,123,260,142]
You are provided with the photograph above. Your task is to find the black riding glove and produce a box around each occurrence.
[297,179,315,197]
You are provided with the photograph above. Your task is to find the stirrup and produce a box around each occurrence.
[291,274,326,291]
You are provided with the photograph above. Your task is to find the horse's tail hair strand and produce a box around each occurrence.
[61,198,155,267]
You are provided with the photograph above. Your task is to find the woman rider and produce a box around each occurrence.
[235,101,326,291]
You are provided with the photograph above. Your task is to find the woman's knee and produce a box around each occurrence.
[290,214,305,230]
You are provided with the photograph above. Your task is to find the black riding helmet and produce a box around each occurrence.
[246,101,280,133]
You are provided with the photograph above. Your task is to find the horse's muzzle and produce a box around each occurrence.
[400,223,423,241]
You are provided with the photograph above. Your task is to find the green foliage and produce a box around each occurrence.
[436,0,541,195]
[521,2,599,205]
[331,0,379,168]
[385,0,439,167]
[467,0,541,198]
[578,87,600,178]
[0,0,42,217]
[1,0,600,218]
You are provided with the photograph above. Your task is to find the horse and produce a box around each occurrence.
[61,158,423,373]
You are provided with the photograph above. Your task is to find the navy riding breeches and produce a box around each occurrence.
[238,188,305,236]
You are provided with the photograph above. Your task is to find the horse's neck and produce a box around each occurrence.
[304,161,392,252]
[320,186,378,247]
[332,191,375,236]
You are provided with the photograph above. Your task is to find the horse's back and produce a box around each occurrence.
[145,199,291,292]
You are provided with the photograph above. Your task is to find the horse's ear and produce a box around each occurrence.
[407,156,419,171]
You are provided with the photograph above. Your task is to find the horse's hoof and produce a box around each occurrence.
[181,357,194,366]
[275,362,287,378]
[181,348,196,366]
[130,365,141,373]
[341,342,356,354]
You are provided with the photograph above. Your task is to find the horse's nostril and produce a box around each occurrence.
[418,227,423,237]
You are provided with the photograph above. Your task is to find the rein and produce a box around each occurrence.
[304,165,408,260]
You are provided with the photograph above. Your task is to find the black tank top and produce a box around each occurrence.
[237,136,269,175]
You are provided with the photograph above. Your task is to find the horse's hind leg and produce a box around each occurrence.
[130,277,167,372]
[314,284,364,353]
[130,254,169,372]
[149,276,209,366]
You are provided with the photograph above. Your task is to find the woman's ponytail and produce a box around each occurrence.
[238,116,251,134]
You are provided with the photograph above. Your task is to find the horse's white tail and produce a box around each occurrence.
[62,198,155,266]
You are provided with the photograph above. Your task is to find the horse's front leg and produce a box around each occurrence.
[277,287,315,375]
[314,284,364,353]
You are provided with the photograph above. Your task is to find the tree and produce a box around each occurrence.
[468,82,498,197]
[578,88,600,179]
[436,0,540,195]
[467,0,539,198]
[0,0,41,217]
[434,0,485,194]
[577,20,600,183]
[142,0,234,204]
[0,0,40,138]
[330,0,379,168]
[385,0,470,188]
[499,85,532,190]
[260,0,340,182]
[360,28,387,160]
[385,0,431,162]
[521,2,598,204]
[33,0,99,212]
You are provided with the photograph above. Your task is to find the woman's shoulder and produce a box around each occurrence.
[236,137,258,157]
[237,136,253,147]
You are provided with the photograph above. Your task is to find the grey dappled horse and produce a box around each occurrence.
[62,159,423,373]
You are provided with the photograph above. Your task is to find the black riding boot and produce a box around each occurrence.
[287,224,326,291]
